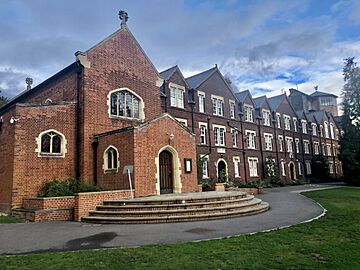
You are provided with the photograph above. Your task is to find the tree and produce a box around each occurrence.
[265,156,280,186]
[339,57,360,185]
[0,91,9,107]
[311,155,330,182]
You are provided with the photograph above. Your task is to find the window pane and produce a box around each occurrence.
[111,93,117,115]
[108,150,113,169]
[133,97,140,119]
[113,150,118,168]
[41,134,51,153]
[118,92,125,116]
[126,92,132,117]
[52,135,61,154]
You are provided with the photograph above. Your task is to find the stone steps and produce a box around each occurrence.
[96,195,255,211]
[82,202,269,224]
[81,191,269,224]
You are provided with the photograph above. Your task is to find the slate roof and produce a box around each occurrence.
[234,90,251,103]
[267,94,286,111]
[306,110,326,123]
[310,91,338,98]
[185,67,216,89]
[159,65,178,80]
[253,95,267,108]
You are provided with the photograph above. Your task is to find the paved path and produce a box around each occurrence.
[0,184,342,255]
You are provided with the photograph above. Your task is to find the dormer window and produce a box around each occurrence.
[244,105,253,122]
[109,88,144,120]
[276,113,281,129]
[198,91,205,113]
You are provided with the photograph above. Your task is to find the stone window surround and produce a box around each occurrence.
[169,82,185,109]
[103,145,120,173]
[35,129,67,158]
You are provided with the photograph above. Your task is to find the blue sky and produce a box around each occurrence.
[1,0,360,99]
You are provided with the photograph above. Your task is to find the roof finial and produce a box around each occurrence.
[314,85,318,91]
[119,10,128,27]
[25,77,33,90]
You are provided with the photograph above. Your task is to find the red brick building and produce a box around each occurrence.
[0,12,342,213]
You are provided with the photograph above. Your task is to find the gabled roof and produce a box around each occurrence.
[0,62,78,114]
[305,112,318,123]
[185,67,217,89]
[235,90,251,103]
[159,66,179,80]
[310,91,338,98]
[267,94,286,111]
[159,65,190,88]
[253,95,267,108]
[295,110,308,120]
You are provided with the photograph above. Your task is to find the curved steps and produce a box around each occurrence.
[81,191,269,224]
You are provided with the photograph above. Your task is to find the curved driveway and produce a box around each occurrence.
[0,184,340,255]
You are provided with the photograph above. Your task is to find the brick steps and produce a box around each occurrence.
[81,192,269,224]
[82,202,269,224]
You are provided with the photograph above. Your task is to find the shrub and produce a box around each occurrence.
[38,179,103,197]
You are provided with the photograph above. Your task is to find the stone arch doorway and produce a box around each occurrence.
[289,162,296,180]
[217,160,227,182]
[159,150,173,194]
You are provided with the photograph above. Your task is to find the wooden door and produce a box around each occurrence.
[159,150,173,194]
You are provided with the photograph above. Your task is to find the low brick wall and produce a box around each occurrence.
[23,196,75,210]
[74,190,133,221]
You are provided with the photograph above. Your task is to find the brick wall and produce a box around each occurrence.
[10,103,77,208]
[0,108,16,213]
[23,196,75,210]
[74,190,132,221]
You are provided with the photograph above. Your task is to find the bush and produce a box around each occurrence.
[38,179,103,197]
[200,178,217,191]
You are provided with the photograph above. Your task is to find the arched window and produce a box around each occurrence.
[36,130,67,157]
[104,146,119,171]
[324,121,329,138]
[109,89,143,120]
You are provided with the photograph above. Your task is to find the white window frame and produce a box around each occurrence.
[262,109,271,126]
[229,100,236,119]
[298,162,302,175]
[248,157,258,177]
[231,128,238,148]
[330,123,335,139]
[276,113,281,129]
[35,129,68,158]
[281,160,286,176]
[314,142,320,155]
[245,130,256,149]
[200,155,209,179]
[285,137,293,153]
[311,123,317,136]
[169,83,185,109]
[295,138,300,153]
[103,145,120,172]
[213,124,226,146]
[175,118,188,127]
[278,135,284,152]
[293,118,298,132]
[108,88,145,120]
[211,95,224,116]
[233,156,241,178]
[284,115,291,130]
[326,144,332,156]
[329,161,334,174]
[324,121,329,138]
[301,120,307,134]
[244,105,254,122]
[199,122,207,145]
[264,133,273,151]
[303,140,310,154]
[198,91,205,113]
[306,161,312,174]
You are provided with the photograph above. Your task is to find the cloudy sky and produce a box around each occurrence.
[1,0,360,100]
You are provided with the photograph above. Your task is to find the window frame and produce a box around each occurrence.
[233,156,241,178]
[248,157,258,177]
[108,88,144,121]
[199,122,207,145]
[198,91,205,113]
[264,133,273,151]
[245,130,256,149]
[103,145,119,173]
[35,129,67,158]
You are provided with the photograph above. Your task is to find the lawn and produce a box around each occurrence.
[0,215,22,224]
[0,187,359,270]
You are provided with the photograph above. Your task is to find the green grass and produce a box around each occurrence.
[0,215,22,224]
[0,187,360,269]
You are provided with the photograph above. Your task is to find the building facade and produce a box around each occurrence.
[0,13,342,213]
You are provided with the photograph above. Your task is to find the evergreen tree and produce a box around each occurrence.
[339,57,360,185]
[0,91,9,107]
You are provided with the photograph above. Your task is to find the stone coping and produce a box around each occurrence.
[74,189,133,195]
[26,196,75,200]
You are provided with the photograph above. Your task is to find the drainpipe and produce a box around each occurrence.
[188,88,196,133]
[272,112,280,172]
[75,61,83,181]
[256,115,265,179]
[238,105,248,183]
[92,138,99,185]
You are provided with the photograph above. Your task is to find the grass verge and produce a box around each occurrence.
[0,187,359,269]
[0,215,22,224]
